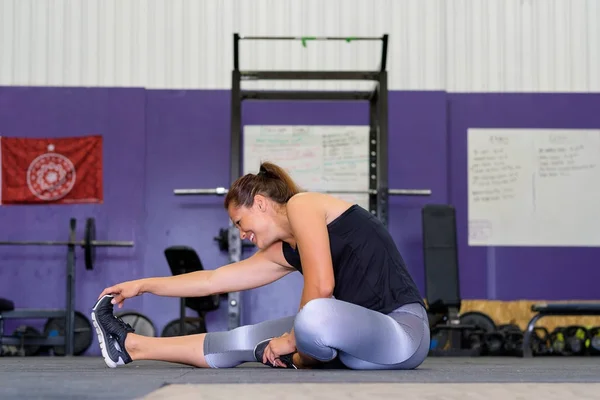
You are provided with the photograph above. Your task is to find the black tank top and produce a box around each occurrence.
[282,204,425,314]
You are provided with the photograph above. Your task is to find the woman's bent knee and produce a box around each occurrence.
[295,298,332,328]
[294,298,338,361]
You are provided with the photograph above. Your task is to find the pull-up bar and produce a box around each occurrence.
[238,35,386,47]
[238,35,385,41]
[233,33,389,72]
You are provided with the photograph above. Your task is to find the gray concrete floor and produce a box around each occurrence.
[1,356,599,399]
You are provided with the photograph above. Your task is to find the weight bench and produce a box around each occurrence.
[162,246,221,337]
[0,298,67,356]
[422,204,485,356]
[522,302,600,357]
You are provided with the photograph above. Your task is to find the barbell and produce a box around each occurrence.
[173,187,432,196]
[0,218,134,270]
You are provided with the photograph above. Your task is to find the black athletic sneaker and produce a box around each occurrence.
[253,338,297,369]
[91,294,135,368]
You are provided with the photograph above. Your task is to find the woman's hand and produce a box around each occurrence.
[98,280,144,309]
[263,332,297,367]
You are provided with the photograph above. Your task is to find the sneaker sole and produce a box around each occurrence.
[91,295,118,369]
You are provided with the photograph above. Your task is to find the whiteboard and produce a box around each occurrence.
[468,128,600,247]
[243,125,370,211]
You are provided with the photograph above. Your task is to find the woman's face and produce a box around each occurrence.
[228,196,278,249]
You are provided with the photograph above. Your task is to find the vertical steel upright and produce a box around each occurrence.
[227,34,243,330]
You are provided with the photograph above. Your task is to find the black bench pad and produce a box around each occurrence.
[531,303,600,315]
[0,298,15,313]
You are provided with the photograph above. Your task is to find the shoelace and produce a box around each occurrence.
[114,316,135,333]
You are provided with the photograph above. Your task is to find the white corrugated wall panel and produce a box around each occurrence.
[79,0,147,87]
[586,0,600,91]
[147,0,231,89]
[0,0,597,92]
[446,0,599,92]
[0,0,146,87]
[0,0,446,91]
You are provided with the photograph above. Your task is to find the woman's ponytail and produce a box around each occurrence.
[224,161,303,209]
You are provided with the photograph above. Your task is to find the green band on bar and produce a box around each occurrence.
[345,37,357,43]
[301,37,316,47]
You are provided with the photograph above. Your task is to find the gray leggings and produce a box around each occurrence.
[203,298,430,370]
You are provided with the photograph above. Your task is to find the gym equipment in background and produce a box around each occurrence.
[162,246,221,337]
[523,303,600,357]
[530,327,552,356]
[0,218,133,270]
[213,228,255,253]
[115,311,157,337]
[9,325,43,357]
[176,187,432,197]
[422,204,491,356]
[0,218,135,356]
[43,311,93,356]
[588,326,600,355]
[161,318,206,337]
[172,33,433,331]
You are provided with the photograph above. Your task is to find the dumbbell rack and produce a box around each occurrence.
[0,218,80,356]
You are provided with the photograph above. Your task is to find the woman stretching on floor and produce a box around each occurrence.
[91,161,430,370]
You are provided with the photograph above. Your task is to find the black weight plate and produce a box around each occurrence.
[161,318,207,337]
[498,323,522,333]
[459,311,497,333]
[85,218,96,270]
[12,325,43,356]
[44,310,93,356]
[115,311,157,337]
[484,331,505,355]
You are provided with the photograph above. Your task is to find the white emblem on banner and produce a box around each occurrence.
[27,144,77,201]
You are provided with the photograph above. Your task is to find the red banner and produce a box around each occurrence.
[1,135,103,205]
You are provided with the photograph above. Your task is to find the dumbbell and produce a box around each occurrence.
[563,325,588,356]
[498,324,524,357]
[530,327,551,356]
[588,327,600,355]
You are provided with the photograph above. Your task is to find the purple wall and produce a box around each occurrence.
[0,87,148,355]
[0,87,598,356]
[448,93,600,300]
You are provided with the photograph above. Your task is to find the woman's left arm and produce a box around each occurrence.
[286,194,336,307]
[261,194,336,366]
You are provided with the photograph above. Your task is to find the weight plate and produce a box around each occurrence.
[115,311,157,337]
[161,318,207,337]
[43,310,93,356]
[12,325,43,356]
[84,218,96,270]
[459,311,497,333]
[484,331,505,355]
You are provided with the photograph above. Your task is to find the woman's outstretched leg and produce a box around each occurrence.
[124,332,209,367]
[91,294,294,369]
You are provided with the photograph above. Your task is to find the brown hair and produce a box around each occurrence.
[224,161,303,209]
